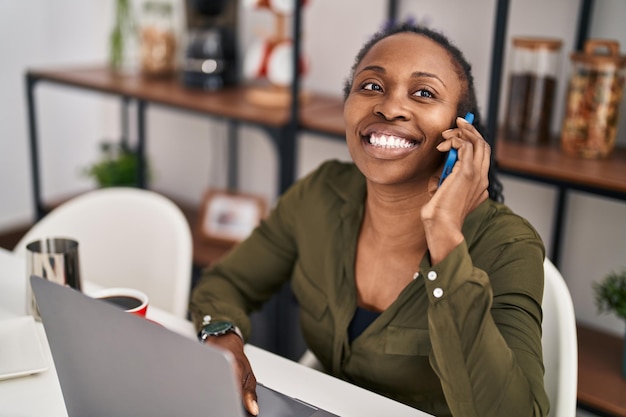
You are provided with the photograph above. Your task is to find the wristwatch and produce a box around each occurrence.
[197,315,243,343]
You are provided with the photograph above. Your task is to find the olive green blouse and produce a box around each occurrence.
[190,160,549,417]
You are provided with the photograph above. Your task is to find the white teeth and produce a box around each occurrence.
[368,133,415,149]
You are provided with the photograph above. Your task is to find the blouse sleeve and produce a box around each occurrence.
[421,228,549,417]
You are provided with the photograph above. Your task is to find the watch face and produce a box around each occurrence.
[204,321,233,335]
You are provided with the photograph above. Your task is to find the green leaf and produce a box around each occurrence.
[83,141,149,187]
[593,269,626,320]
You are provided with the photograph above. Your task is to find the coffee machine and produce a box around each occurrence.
[182,0,238,90]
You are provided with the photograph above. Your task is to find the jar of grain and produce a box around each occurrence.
[139,0,177,77]
[561,39,626,158]
[504,37,563,144]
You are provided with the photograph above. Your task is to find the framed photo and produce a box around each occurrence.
[197,189,267,246]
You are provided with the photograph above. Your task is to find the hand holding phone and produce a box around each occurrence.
[438,112,474,187]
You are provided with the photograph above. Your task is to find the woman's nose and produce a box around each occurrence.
[373,93,412,121]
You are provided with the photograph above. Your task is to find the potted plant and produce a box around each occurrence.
[83,141,148,187]
[593,268,626,378]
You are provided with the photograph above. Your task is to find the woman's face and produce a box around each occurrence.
[344,32,464,187]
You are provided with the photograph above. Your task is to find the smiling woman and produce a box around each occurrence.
[190,21,548,417]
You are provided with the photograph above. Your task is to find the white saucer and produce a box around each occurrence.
[0,316,48,380]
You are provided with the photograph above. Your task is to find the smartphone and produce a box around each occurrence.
[438,112,475,187]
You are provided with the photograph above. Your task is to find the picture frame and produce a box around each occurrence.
[197,189,267,246]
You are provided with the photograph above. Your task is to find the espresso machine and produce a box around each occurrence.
[182,0,238,90]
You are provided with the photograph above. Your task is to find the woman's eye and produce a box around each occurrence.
[414,89,434,98]
[362,82,383,92]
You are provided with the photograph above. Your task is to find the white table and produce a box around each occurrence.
[0,248,430,417]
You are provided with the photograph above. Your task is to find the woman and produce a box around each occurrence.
[190,22,549,417]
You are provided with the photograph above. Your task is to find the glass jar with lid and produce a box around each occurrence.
[561,39,626,158]
[139,0,177,77]
[504,37,563,144]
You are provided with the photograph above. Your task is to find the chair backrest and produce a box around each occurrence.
[542,258,578,417]
[14,188,193,319]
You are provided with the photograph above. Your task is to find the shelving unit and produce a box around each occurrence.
[23,65,341,359]
[25,1,601,262]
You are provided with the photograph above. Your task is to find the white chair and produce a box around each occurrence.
[14,187,193,319]
[297,258,579,417]
[542,257,578,417]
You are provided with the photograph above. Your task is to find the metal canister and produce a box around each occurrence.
[561,39,626,158]
[26,238,82,320]
[504,37,563,144]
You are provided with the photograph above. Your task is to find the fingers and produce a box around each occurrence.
[440,117,490,180]
[441,117,489,153]
[234,348,259,415]
[438,117,490,209]
[202,333,259,415]
[423,118,490,262]
[242,371,259,415]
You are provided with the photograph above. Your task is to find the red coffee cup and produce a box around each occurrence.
[92,287,149,318]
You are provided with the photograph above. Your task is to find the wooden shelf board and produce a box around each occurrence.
[28,66,345,133]
[299,94,345,137]
[496,137,626,195]
[577,324,626,416]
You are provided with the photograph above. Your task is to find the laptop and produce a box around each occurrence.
[31,276,337,417]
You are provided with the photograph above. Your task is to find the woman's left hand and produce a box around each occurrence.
[421,116,491,264]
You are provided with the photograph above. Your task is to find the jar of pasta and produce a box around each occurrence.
[504,37,563,144]
[561,39,626,158]
[139,0,177,77]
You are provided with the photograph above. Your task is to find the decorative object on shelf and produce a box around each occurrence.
[182,0,239,90]
[139,0,177,77]
[242,0,310,107]
[561,39,626,159]
[109,0,140,73]
[83,141,149,187]
[592,268,626,378]
[503,37,563,145]
[197,189,266,247]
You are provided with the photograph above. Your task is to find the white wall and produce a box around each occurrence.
[1,0,625,336]
[0,0,110,227]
